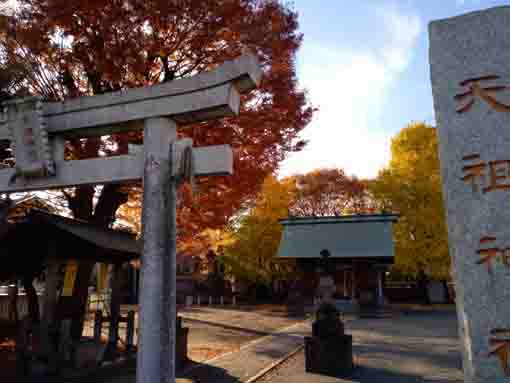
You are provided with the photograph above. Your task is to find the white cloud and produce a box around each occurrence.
[279,6,422,179]
[379,7,421,72]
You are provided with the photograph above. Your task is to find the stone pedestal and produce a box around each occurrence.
[305,302,353,375]
[305,335,353,375]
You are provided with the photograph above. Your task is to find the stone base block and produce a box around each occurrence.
[304,335,353,375]
[176,327,189,369]
[286,304,305,317]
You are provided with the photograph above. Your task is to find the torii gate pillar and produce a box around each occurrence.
[137,117,177,382]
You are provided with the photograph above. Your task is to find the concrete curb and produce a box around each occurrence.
[244,344,304,383]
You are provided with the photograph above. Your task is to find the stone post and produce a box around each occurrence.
[40,253,59,363]
[94,310,103,344]
[7,284,18,323]
[377,270,384,306]
[126,310,135,351]
[351,265,357,303]
[137,117,176,383]
[343,270,347,298]
[429,7,510,382]
[103,263,123,361]
[58,319,73,364]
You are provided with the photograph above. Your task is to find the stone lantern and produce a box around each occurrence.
[305,249,353,375]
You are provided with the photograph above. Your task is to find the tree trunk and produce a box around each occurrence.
[103,263,124,361]
[62,134,129,352]
[69,261,96,343]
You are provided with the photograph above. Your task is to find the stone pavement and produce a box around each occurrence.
[257,310,463,383]
[177,320,309,383]
[76,307,464,383]
[104,320,310,383]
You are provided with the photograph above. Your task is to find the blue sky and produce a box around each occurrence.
[279,0,510,179]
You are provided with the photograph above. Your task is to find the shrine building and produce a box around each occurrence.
[276,214,398,307]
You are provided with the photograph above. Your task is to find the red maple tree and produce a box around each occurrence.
[290,169,376,216]
[0,0,314,245]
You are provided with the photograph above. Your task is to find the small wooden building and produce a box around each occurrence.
[276,214,398,307]
[0,208,141,318]
[0,205,141,380]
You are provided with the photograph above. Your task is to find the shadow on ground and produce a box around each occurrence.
[313,364,423,383]
[183,317,272,337]
[177,360,241,383]
[20,359,242,383]
[183,317,306,344]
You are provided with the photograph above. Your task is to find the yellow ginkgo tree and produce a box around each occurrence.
[370,122,450,281]
[222,175,296,285]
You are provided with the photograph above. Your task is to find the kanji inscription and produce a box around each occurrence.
[476,236,510,273]
[489,328,510,376]
[455,75,510,113]
[3,98,54,177]
[461,154,510,193]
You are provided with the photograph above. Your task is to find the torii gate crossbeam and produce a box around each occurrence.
[0,54,262,383]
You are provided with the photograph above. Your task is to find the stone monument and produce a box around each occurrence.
[305,302,353,375]
[429,6,510,383]
[316,249,336,304]
[305,249,353,375]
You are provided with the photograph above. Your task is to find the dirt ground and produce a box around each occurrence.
[179,304,303,361]
[0,319,19,383]
[82,304,302,363]
[2,304,303,382]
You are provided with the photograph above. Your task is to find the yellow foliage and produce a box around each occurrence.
[222,175,296,284]
[370,122,450,280]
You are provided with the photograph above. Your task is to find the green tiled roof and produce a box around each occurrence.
[276,214,398,259]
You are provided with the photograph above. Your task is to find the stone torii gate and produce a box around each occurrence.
[0,54,261,382]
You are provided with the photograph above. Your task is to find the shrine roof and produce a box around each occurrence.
[28,210,142,256]
[276,214,398,259]
[279,214,399,226]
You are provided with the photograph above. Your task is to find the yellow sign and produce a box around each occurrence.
[62,260,78,297]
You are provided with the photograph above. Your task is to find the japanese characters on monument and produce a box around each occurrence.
[2,97,54,178]
[430,7,510,383]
